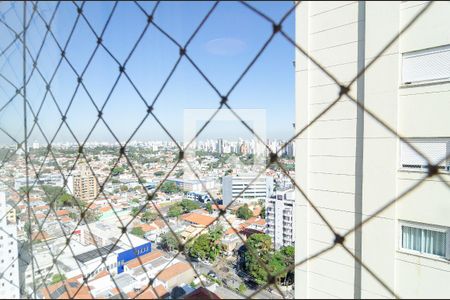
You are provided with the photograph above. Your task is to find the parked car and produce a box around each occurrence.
[208,271,218,279]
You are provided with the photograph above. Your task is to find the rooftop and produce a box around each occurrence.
[74,244,121,263]
[181,213,216,227]
[156,262,192,282]
[126,250,163,269]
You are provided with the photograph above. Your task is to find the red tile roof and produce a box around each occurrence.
[156,262,192,282]
[126,250,163,269]
[181,213,216,227]
[56,210,69,216]
[137,223,157,232]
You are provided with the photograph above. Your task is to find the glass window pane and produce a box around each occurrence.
[402,225,447,257]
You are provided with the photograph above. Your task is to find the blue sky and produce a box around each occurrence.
[0,1,295,144]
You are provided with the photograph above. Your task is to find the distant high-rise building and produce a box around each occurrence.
[68,164,99,201]
[239,143,249,155]
[285,142,294,158]
[0,193,19,299]
[216,138,223,154]
[222,175,274,205]
[266,189,294,250]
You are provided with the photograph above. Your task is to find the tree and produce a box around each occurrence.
[238,283,247,293]
[160,231,180,252]
[180,199,200,212]
[244,233,272,284]
[57,193,76,207]
[41,185,78,208]
[141,211,157,223]
[112,166,125,176]
[82,207,101,224]
[167,205,183,218]
[187,225,223,263]
[51,274,66,284]
[24,221,31,239]
[175,169,184,178]
[237,204,253,220]
[160,181,180,194]
[205,203,213,214]
[120,185,129,192]
[19,186,32,195]
[208,224,224,241]
[154,171,165,177]
[188,231,224,263]
[260,205,265,219]
[130,226,145,238]
[131,207,141,217]
[243,234,295,285]
[278,246,295,286]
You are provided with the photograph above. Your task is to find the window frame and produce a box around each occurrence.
[398,138,450,173]
[398,220,450,261]
[401,44,450,86]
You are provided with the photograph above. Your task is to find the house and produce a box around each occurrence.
[127,285,169,299]
[124,250,164,273]
[154,262,196,290]
[181,213,216,228]
[179,225,203,242]
[39,275,92,299]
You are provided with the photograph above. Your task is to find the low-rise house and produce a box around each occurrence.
[154,262,195,290]
[181,213,216,228]
[39,275,92,299]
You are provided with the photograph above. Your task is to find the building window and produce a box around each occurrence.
[400,222,449,259]
[402,44,450,84]
[400,138,450,172]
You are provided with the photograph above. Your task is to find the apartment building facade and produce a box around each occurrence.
[295,1,450,298]
[67,164,99,201]
[0,193,19,299]
[222,175,274,205]
[266,189,295,250]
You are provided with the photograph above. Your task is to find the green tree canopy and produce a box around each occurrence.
[112,166,125,176]
[160,231,180,252]
[180,199,200,212]
[167,205,183,218]
[205,202,213,214]
[188,231,224,263]
[82,207,101,224]
[244,233,273,284]
[154,171,165,177]
[260,205,266,219]
[41,185,79,208]
[51,274,66,284]
[160,181,181,194]
[130,226,145,238]
[243,234,295,285]
[141,211,158,223]
[237,204,253,220]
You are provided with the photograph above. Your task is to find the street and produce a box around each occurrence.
[176,253,287,299]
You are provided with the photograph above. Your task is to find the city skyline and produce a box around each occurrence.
[0,1,295,144]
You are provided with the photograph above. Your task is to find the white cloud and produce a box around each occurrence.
[204,38,247,56]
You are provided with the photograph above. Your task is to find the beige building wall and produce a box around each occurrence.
[295,1,450,298]
[72,165,99,201]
